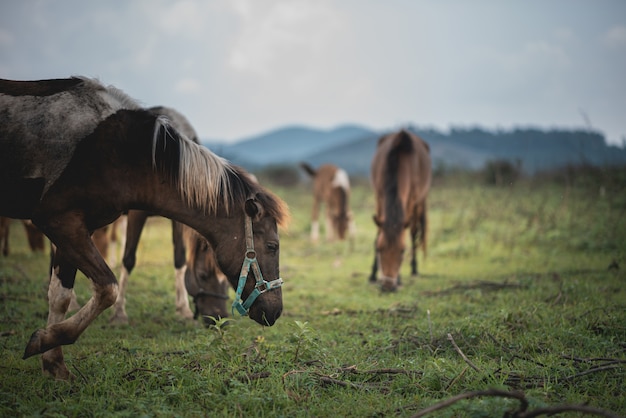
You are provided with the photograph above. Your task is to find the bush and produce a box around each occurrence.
[256,164,301,187]
[483,159,521,186]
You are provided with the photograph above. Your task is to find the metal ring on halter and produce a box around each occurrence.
[231,215,283,316]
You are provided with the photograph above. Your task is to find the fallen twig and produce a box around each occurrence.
[562,364,622,381]
[410,388,622,418]
[447,333,482,373]
[237,371,271,382]
[423,280,524,297]
[318,375,363,389]
[411,388,527,417]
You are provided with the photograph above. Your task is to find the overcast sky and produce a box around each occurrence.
[1,0,625,145]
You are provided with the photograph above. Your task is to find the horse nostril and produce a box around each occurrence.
[262,306,283,326]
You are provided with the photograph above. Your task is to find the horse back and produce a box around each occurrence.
[0,77,83,97]
[371,130,432,210]
[1,76,142,217]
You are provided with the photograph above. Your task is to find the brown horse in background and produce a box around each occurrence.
[1,76,289,379]
[369,130,431,291]
[300,162,353,242]
[183,227,230,325]
[0,217,45,256]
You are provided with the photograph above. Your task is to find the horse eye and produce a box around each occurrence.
[266,242,279,253]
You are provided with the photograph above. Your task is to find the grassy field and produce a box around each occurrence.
[1,174,625,417]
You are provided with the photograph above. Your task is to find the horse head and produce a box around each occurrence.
[373,214,407,291]
[331,207,350,240]
[208,183,289,327]
[235,195,285,325]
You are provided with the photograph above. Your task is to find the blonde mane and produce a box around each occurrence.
[149,115,290,226]
[152,116,234,215]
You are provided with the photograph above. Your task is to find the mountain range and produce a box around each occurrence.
[204,125,626,176]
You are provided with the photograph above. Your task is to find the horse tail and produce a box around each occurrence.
[300,162,317,178]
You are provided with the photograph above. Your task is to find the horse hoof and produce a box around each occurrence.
[176,308,194,320]
[23,329,44,359]
[108,314,129,325]
[43,359,75,381]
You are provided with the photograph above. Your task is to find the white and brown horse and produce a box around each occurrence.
[0,76,289,379]
[369,130,431,291]
[300,162,353,242]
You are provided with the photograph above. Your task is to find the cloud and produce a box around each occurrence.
[604,25,626,48]
[175,77,202,94]
[0,28,13,46]
[228,0,341,78]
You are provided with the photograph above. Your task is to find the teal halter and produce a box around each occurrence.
[232,215,283,316]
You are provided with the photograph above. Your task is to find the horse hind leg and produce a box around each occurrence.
[39,255,77,379]
[0,217,9,256]
[24,219,118,379]
[409,221,420,276]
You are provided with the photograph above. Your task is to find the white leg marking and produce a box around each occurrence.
[109,266,129,323]
[175,265,193,319]
[47,268,73,326]
[311,220,320,242]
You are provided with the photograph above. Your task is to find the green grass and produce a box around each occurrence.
[1,177,624,417]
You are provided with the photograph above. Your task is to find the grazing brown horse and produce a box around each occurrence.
[109,106,221,325]
[300,162,353,242]
[369,130,431,291]
[0,76,289,379]
[183,226,230,325]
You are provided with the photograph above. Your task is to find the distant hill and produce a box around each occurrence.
[202,125,626,176]
[206,125,375,171]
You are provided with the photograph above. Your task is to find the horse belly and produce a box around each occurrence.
[0,177,45,218]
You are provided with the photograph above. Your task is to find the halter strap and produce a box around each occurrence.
[232,215,283,316]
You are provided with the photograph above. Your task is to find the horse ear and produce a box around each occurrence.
[245,198,264,221]
[372,215,382,227]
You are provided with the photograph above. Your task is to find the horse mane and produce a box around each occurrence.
[151,117,289,227]
[76,76,142,110]
[382,130,415,239]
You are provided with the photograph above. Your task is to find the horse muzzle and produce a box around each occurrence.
[248,288,283,326]
[379,276,399,292]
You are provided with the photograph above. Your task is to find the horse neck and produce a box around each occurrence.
[147,195,246,278]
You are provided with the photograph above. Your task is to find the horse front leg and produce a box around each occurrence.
[110,210,147,324]
[172,220,193,319]
[324,208,335,241]
[310,198,320,242]
[369,235,378,283]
